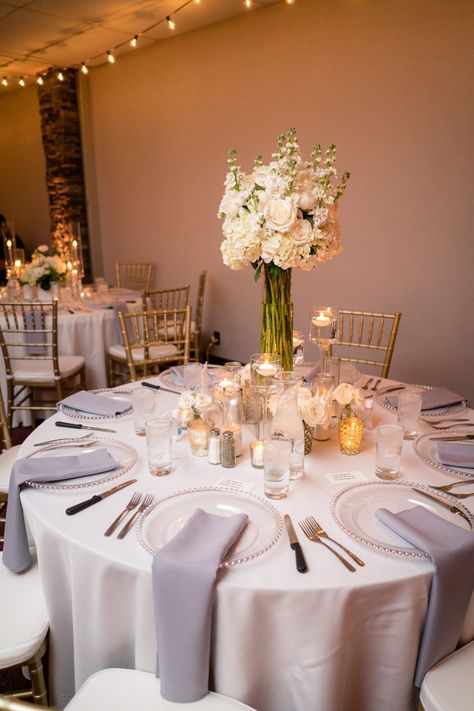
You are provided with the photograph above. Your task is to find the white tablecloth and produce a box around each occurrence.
[19,382,474,711]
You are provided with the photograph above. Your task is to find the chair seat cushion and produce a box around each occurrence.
[420,641,474,711]
[0,444,21,493]
[12,356,85,381]
[0,551,49,668]
[108,344,178,362]
[65,669,256,711]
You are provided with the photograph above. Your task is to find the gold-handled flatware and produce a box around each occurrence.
[26,440,98,458]
[370,378,382,391]
[104,492,142,537]
[304,516,365,566]
[299,519,356,572]
[431,480,474,492]
[362,378,374,391]
[428,422,474,430]
[117,493,155,539]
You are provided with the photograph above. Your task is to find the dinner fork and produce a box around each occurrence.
[117,493,155,539]
[26,440,98,458]
[428,422,474,430]
[299,520,356,572]
[370,378,382,391]
[362,378,375,390]
[431,480,474,492]
[304,516,365,566]
[33,432,94,447]
[104,492,142,537]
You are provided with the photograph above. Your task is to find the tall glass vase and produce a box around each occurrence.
[260,264,293,372]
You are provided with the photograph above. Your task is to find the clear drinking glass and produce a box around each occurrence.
[313,373,335,441]
[397,390,422,440]
[271,372,304,480]
[309,306,338,373]
[146,418,172,476]
[375,424,404,480]
[326,356,341,386]
[132,388,155,436]
[263,436,292,499]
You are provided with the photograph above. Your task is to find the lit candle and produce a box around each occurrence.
[256,360,278,377]
[212,378,234,406]
[5,239,13,266]
[312,311,332,327]
[250,439,264,468]
[72,239,79,268]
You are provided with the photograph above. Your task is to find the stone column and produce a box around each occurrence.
[37,68,91,282]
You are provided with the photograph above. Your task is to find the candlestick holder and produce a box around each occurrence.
[309,306,338,374]
[250,353,282,443]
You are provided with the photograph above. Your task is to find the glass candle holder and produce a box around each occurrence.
[211,378,235,408]
[309,306,338,374]
[313,373,335,441]
[223,361,243,384]
[188,418,215,457]
[223,385,243,457]
[250,439,264,468]
[338,416,364,455]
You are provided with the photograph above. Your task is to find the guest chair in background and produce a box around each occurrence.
[0,388,21,546]
[0,669,257,709]
[143,285,190,311]
[0,302,86,428]
[189,270,207,363]
[419,640,474,711]
[107,306,191,386]
[114,262,154,291]
[331,309,401,378]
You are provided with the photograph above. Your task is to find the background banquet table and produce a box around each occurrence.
[19,380,474,711]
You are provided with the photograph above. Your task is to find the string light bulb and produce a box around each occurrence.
[195,0,201,4]
[81,62,89,74]
[107,51,115,64]
[19,77,25,87]
[285,0,295,4]
[37,76,44,85]
[244,0,253,8]
[166,15,175,30]
[57,71,64,81]
[130,35,138,48]
[1,77,8,87]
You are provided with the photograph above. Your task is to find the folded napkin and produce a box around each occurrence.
[437,441,474,468]
[386,387,464,411]
[59,390,132,416]
[375,506,474,686]
[152,508,248,702]
[3,449,118,573]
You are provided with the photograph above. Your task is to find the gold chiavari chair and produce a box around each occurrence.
[189,270,207,362]
[143,285,190,311]
[115,262,154,291]
[0,302,86,428]
[0,697,56,710]
[330,309,401,378]
[0,388,21,546]
[107,306,191,386]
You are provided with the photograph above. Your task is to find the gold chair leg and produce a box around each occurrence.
[27,639,48,706]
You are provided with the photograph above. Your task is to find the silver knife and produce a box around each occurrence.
[429,435,474,442]
[284,514,308,573]
[65,479,137,515]
[55,420,116,433]
[411,488,472,525]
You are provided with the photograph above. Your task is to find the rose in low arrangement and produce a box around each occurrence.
[178,390,212,421]
[297,387,333,429]
[333,383,364,419]
[20,245,67,291]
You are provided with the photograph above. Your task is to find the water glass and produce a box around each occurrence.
[375,424,404,480]
[397,390,422,440]
[326,356,341,386]
[183,363,203,389]
[132,388,155,436]
[263,437,292,499]
[146,418,172,476]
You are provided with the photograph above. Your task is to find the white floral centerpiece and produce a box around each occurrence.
[177,390,212,424]
[20,245,67,291]
[297,387,333,429]
[218,128,349,369]
[333,383,364,419]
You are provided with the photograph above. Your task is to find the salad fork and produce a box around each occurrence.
[26,439,98,457]
[428,421,474,430]
[362,378,375,391]
[117,493,155,539]
[104,492,142,536]
[431,480,474,493]
[299,519,356,572]
[304,516,365,566]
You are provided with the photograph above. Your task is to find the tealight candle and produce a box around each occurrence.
[250,439,264,468]
[212,378,234,406]
[312,311,332,327]
[256,361,278,377]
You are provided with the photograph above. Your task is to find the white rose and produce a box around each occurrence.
[179,391,195,408]
[264,197,297,232]
[194,393,211,413]
[289,218,313,244]
[333,383,356,406]
[300,395,331,427]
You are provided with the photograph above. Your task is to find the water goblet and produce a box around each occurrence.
[309,306,338,374]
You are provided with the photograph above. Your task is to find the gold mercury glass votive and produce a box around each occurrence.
[338,416,364,455]
[188,418,215,457]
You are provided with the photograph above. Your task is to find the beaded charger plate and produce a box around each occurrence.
[57,388,134,421]
[414,431,474,480]
[137,486,284,568]
[330,480,473,558]
[157,365,224,393]
[375,385,466,418]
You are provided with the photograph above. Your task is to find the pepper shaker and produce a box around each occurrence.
[221,430,236,468]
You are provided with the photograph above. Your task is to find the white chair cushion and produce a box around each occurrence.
[0,551,49,668]
[108,344,178,361]
[420,641,474,711]
[0,444,21,493]
[65,669,256,711]
[12,356,85,381]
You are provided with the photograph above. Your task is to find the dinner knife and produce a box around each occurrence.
[65,479,137,515]
[429,435,474,442]
[284,514,308,573]
[411,488,472,525]
[141,381,177,394]
[55,420,117,433]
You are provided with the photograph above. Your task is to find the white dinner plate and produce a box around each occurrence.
[157,365,224,393]
[25,438,137,490]
[137,486,284,567]
[57,388,133,420]
[331,481,473,558]
[414,431,474,479]
[375,385,466,418]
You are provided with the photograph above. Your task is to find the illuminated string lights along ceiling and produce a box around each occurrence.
[0,0,292,92]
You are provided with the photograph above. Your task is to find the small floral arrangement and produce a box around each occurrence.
[20,245,67,290]
[297,387,333,428]
[333,383,364,419]
[178,390,212,421]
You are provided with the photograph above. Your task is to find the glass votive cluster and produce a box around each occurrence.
[338,416,364,455]
[188,418,215,456]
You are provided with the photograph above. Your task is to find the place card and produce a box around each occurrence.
[214,477,255,494]
[324,470,368,486]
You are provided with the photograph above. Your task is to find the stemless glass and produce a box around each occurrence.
[146,418,172,476]
[397,390,422,440]
[309,306,338,374]
[132,388,155,436]
[263,436,292,499]
[375,424,404,479]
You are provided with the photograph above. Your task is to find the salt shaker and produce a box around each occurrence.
[221,430,236,468]
[207,428,221,465]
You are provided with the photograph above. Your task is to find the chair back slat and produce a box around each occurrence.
[143,285,190,311]
[333,310,401,378]
[115,262,154,291]
[0,301,60,377]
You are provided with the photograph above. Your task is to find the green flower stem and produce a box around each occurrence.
[260,264,293,371]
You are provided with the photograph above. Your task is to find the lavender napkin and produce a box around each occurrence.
[59,390,131,416]
[386,387,464,411]
[3,449,118,573]
[302,361,320,385]
[375,506,474,686]
[152,508,248,702]
[437,442,474,468]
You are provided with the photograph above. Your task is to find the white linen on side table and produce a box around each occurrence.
[19,384,474,711]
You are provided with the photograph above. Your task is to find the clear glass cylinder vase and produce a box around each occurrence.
[260,264,293,372]
[271,372,304,480]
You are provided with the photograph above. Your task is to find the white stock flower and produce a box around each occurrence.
[179,391,195,408]
[194,393,212,414]
[333,383,358,406]
[264,197,297,233]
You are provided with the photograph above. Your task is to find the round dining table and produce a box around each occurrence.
[18,378,474,711]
